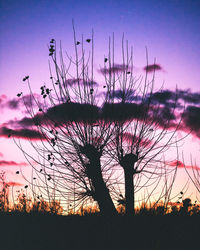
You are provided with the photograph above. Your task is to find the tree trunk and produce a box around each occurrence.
[124,169,135,216]
[89,160,117,215]
[92,172,117,215]
[120,153,138,216]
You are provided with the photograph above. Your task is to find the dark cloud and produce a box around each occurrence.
[3,113,46,129]
[18,114,44,127]
[3,88,200,140]
[154,106,176,126]
[109,89,141,102]
[149,90,176,105]
[64,78,98,86]
[178,89,200,104]
[8,101,146,126]
[181,105,200,138]
[0,126,46,140]
[182,106,200,131]
[3,99,176,132]
[47,102,99,124]
[0,160,28,166]
[101,102,144,122]
[99,64,130,75]
[144,64,162,73]
[146,89,200,107]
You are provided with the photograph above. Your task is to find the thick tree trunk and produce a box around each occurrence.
[89,160,117,215]
[120,153,138,216]
[91,171,117,215]
[80,144,116,215]
[124,170,135,216]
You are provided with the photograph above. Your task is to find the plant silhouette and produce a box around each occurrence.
[14,26,186,216]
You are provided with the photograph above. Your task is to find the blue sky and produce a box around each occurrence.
[1,0,200,96]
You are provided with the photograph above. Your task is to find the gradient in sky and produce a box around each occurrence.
[0,0,200,204]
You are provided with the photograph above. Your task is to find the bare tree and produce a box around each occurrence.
[15,27,119,215]
[14,27,184,215]
[100,36,185,215]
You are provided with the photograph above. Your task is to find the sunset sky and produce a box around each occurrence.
[0,0,200,204]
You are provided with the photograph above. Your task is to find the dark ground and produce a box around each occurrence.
[0,214,199,250]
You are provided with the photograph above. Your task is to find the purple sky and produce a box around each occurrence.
[0,0,200,203]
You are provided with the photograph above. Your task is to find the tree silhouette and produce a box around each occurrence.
[15,27,183,215]
[98,36,184,215]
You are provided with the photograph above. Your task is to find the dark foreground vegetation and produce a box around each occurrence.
[0,211,199,250]
[0,175,199,250]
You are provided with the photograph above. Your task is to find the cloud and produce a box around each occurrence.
[168,160,200,170]
[109,89,141,102]
[2,100,177,131]
[0,180,23,187]
[0,160,28,167]
[146,89,200,107]
[144,64,162,73]
[1,102,101,130]
[46,102,100,124]
[0,152,3,158]
[0,94,41,111]
[178,89,200,105]
[101,102,145,122]
[182,106,200,138]
[3,88,200,141]
[6,181,23,187]
[151,105,177,128]
[149,90,176,105]
[99,64,130,75]
[0,126,46,140]
[64,78,98,86]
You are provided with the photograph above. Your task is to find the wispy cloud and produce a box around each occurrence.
[144,64,162,73]
[0,94,41,111]
[99,64,130,75]
[0,126,46,140]
[0,160,28,167]
[64,78,98,86]
[168,160,200,170]
[5,181,23,187]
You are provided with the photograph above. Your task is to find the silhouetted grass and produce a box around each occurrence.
[0,211,199,250]
[0,174,199,249]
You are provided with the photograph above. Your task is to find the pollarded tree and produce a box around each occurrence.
[14,27,183,215]
[15,27,119,215]
[100,37,185,215]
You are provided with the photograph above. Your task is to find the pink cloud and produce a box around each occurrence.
[6,181,23,187]
[0,160,28,167]
[168,160,200,170]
